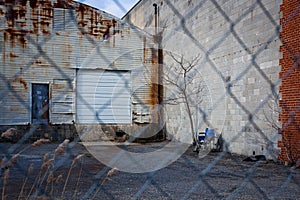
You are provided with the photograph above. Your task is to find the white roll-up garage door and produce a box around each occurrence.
[76,69,131,124]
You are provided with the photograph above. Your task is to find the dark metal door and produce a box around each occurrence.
[32,84,49,124]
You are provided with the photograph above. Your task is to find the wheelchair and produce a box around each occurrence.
[193,128,215,158]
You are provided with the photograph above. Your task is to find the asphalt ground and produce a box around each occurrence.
[0,141,299,200]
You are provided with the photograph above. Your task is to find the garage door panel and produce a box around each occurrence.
[77,69,131,124]
[96,109,130,115]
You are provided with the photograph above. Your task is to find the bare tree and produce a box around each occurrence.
[163,52,208,143]
[261,92,296,165]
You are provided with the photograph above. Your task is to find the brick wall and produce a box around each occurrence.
[279,0,300,165]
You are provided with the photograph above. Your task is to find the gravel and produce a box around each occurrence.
[0,142,299,200]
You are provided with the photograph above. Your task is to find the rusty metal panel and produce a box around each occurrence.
[0,78,30,125]
[131,63,154,123]
[53,8,76,32]
[0,0,157,125]
[74,17,158,124]
[81,29,158,123]
[0,2,80,125]
[77,24,157,124]
[51,79,75,123]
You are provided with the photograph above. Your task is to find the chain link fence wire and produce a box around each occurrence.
[0,0,300,199]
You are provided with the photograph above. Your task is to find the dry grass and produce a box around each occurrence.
[92,167,119,199]
[1,128,21,142]
[1,153,19,199]
[31,139,51,147]
[18,164,33,200]
[60,154,84,200]
[2,169,9,200]
[0,137,119,199]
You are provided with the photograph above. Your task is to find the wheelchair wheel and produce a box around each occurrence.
[198,141,211,158]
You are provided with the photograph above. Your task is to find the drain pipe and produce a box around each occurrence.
[153,3,165,140]
[153,3,158,35]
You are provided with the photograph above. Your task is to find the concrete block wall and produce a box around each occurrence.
[124,0,282,158]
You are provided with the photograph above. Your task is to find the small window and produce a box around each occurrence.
[53,8,76,32]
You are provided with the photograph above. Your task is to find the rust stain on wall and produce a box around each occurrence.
[0,0,119,48]
[75,3,117,39]
[11,77,27,90]
[150,47,159,106]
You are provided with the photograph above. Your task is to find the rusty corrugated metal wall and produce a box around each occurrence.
[0,0,158,125]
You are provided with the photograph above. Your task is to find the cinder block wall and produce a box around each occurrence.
[279,0,300,165]
[125,0,282,158]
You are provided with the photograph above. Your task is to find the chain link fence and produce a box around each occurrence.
[0,0,300,199]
